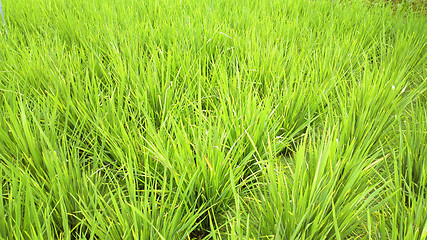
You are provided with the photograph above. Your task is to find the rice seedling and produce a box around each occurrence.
[0,0,426,239]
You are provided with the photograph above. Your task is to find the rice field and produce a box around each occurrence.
[0,0,426,239]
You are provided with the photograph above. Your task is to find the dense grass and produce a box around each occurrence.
[0,0,426,239]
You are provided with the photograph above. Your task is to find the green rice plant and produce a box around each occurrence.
[0,0,426,239]
[241,122,392,239]
[368,102,427,240]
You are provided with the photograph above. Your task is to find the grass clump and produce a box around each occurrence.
[0,0,426,239]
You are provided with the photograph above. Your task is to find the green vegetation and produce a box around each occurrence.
[0,0,426,239]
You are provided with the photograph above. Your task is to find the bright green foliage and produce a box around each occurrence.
[0,0,426,239]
